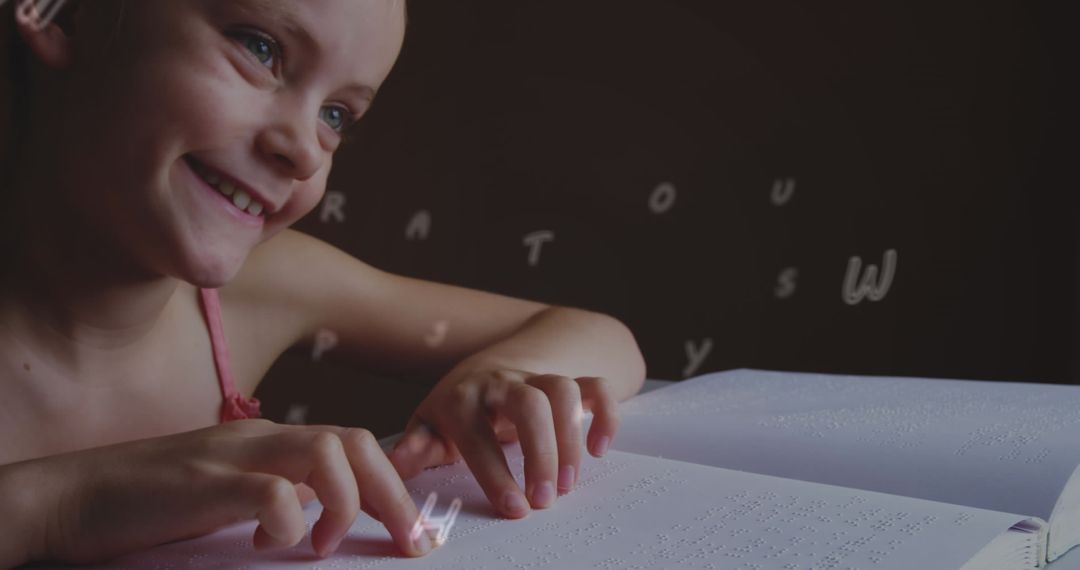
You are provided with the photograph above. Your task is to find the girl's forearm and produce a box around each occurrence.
[447,306,647,402]
[0,459,48,569]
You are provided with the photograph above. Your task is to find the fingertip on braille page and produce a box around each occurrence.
[503,490,529,517]
[532,481,555,508]
[558,464,575,495]
[595,436,610,456]
[412,525,433,555]
[319,534,344,558]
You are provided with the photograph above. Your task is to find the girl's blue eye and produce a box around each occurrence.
[234,30,278,68]
[229,29,356,137]
[320,106,352,133]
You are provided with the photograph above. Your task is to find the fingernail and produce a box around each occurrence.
[532,481,556,508]
[323,534,344,557]
[595,436,610,456]
[413,527,433,554]
[558,465,575,494]
[503,491,529,516]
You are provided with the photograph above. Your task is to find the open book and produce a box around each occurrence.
[56,369,1065,569]
[606,368,1080,568]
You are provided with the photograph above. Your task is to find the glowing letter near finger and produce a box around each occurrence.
[410,492,462,546]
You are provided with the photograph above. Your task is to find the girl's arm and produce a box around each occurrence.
[438,306,647,402]
[0,460,46,569]
[236,229,647,519]
[235,229,645,392]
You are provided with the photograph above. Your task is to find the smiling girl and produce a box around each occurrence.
[0,0,646,566]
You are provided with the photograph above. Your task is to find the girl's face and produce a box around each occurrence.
[44,0,405,286]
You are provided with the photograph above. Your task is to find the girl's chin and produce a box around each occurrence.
[177,244,250,288]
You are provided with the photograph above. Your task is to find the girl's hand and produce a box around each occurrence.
[388,369,620,518]
[7,419,436,566]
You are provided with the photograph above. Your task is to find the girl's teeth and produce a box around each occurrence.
[231,189,252,210]
[218,181,237,197]
[191,157,265,217]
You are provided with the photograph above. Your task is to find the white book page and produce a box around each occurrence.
[609,369,1080,522]
[54,445,1036,570]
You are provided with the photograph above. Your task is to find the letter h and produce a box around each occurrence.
[410,492,463,546]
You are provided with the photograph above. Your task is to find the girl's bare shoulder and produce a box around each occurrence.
[214,229,327,361]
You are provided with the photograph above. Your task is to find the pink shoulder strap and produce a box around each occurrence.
[197,288,261,423]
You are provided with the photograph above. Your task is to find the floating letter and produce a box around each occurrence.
[842,249,898,305]
[406,210,432,241]
[424,320,450,348]
[311,328,339,362]
[649,182,677,214]
[523,230,555,267]
[683,338,713,378]
[775,267,798,299]
[320,191,346,223]
[284,403,309,425]
[771,178,796,206]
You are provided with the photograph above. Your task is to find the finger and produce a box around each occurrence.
[296,483,317,505]
[489,414,518,442]
[576,377,620,457]
[225,422,433,556]
[233,473,308,551]
[238,431,360,558]
[361,499,382,522]
[335,427,436,557]
[390,418,448,480]
[441,383,531,519]
[497,381,559,509]
[526,375,584,495]
[494,422,519,443]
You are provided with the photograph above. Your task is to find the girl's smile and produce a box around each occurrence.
[183,154,273,229]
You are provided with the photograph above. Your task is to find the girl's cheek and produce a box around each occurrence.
[276,183,329,227]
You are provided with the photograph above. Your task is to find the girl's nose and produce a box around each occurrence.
[256,114,323,182]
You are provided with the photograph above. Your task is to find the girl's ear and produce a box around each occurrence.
[12,0,83,69]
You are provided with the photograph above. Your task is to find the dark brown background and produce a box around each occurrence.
[2,1,1071,438]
